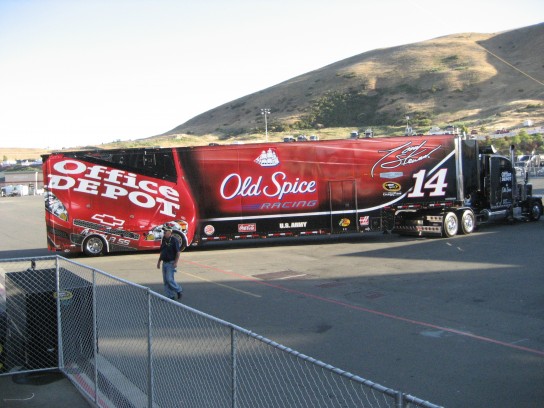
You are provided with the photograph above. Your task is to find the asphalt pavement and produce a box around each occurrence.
[0,371,91,408]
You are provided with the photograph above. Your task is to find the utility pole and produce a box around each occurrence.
[261,108,271,142]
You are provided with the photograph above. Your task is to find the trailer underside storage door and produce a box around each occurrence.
[329,180,358,233]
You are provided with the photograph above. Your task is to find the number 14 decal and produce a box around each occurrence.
[408,168,448,198]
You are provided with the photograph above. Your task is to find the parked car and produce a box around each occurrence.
[283,136,295,143]
[309,135,319,141]
[1,185,14,197]
[297,135,308,142]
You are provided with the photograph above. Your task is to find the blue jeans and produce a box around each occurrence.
[162,261,182,299]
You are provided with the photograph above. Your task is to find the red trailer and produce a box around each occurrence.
[41,134,541,256]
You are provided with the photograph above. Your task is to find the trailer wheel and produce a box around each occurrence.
[83,235,106,256]
[528,200,542,221]
[442,212,458,238]
[459,210,476,235]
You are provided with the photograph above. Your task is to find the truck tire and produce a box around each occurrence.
[83,235,106,256]
[442,212,458,238]
[459,210,476,235]
[528,200,542,221]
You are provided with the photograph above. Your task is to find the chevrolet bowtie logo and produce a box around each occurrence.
[91,214,125,227]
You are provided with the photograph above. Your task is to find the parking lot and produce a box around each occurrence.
[1,179,544,407]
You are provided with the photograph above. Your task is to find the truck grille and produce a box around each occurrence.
[73,219,140,240]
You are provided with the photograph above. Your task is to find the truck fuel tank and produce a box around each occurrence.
[480,209,508,222]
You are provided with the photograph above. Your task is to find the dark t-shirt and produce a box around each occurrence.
[160,237,180,262]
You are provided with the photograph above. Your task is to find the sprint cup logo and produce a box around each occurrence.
[383,181,401,197]
[383,181,401,192]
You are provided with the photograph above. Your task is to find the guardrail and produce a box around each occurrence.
[0,256,443,408]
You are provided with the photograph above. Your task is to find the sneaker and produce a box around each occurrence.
[177,291,183,300]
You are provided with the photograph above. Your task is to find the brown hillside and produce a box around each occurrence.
[0,148,49,162]
[169,23,544,136]
[4,23,543,159]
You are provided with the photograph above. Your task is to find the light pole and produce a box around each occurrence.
[261,108,270,142]
[405,115,410,136]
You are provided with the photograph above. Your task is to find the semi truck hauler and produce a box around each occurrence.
[41,134,542,256]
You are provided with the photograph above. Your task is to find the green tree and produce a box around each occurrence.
[307,90,380,127]
[481,133,544,156]
[532,133,543,153]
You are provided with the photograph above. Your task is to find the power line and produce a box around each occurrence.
[478,44,544,87]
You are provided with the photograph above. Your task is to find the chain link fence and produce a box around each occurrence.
[0,256,443,408]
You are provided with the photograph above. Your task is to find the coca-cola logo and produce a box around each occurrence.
[238,223,256,232]
[220,171,317,201]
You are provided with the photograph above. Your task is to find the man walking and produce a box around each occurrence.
[157,227,183,300]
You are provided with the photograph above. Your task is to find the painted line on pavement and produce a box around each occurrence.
[183,270,261,298]
[182,259,544,357]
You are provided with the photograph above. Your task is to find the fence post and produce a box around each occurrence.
[147,289,154,408]
[92,269,98,405]
[396,390,404,408]
[55,256,64,371]
[231,327,237,408]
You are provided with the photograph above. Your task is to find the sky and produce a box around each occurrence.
[1,0,543,149]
